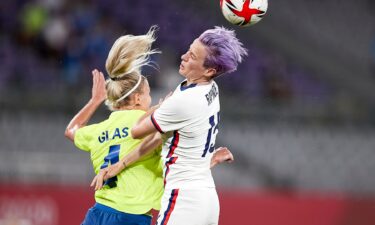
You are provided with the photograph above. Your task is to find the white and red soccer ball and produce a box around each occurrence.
[220,0,268,27]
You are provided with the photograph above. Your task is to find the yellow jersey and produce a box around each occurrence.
[74,110,163,214]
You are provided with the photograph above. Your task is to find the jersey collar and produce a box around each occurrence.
[180,80,197,91]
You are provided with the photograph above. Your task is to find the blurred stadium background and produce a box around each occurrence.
[1,0,375,224]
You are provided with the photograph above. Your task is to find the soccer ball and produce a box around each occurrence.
[220,0,268,27]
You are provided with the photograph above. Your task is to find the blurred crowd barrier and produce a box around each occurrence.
[1,185,375,225]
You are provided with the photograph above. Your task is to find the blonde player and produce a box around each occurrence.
[93,26,245,225]
[64,28,163,225]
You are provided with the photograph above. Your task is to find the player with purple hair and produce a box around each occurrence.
[93,26,246,225]
[199,27,247,77]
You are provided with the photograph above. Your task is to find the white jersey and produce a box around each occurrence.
[151,80,220,190]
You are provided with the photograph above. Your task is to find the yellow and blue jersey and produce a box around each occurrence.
[74,110,163,214]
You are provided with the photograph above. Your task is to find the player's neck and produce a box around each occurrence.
[186,76,211,86]
[116,105,146,111]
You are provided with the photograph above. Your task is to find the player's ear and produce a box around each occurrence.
[134,93,141,106]
[204,68,217,79]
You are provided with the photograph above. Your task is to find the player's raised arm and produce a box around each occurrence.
[91,132,162,190]
[64,69,106,142]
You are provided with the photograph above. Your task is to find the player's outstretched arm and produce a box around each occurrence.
[91,132,162,190]
[131,92,173,139]
[210,147,234,168]
[130,107,159,139]
[64,69,106,142]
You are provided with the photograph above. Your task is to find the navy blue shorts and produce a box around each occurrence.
[81,203,152,225]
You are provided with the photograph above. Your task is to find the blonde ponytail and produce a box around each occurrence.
[105,26,159,110]
[105,26,159,79]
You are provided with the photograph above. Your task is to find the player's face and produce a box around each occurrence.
[138,80,152,111]
[179,39,209,81]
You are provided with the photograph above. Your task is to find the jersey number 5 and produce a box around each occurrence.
[202,112,220,157]
[100,144,120,188]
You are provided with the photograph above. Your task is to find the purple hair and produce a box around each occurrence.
[199,26,248,76]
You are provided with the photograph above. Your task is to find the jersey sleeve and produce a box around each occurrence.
[151,94,195,133]
[74,124,97,152]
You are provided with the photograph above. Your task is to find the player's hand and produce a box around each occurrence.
[210,147,234,168]
[91,167,108,191]
[90,162,125,190]
[91,69,107,104]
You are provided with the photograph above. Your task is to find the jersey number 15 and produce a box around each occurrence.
[202,112,220,157]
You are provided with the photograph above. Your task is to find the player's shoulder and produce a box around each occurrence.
[109,110,145,121]
[82,110,141,135]
[162,81,219,111]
